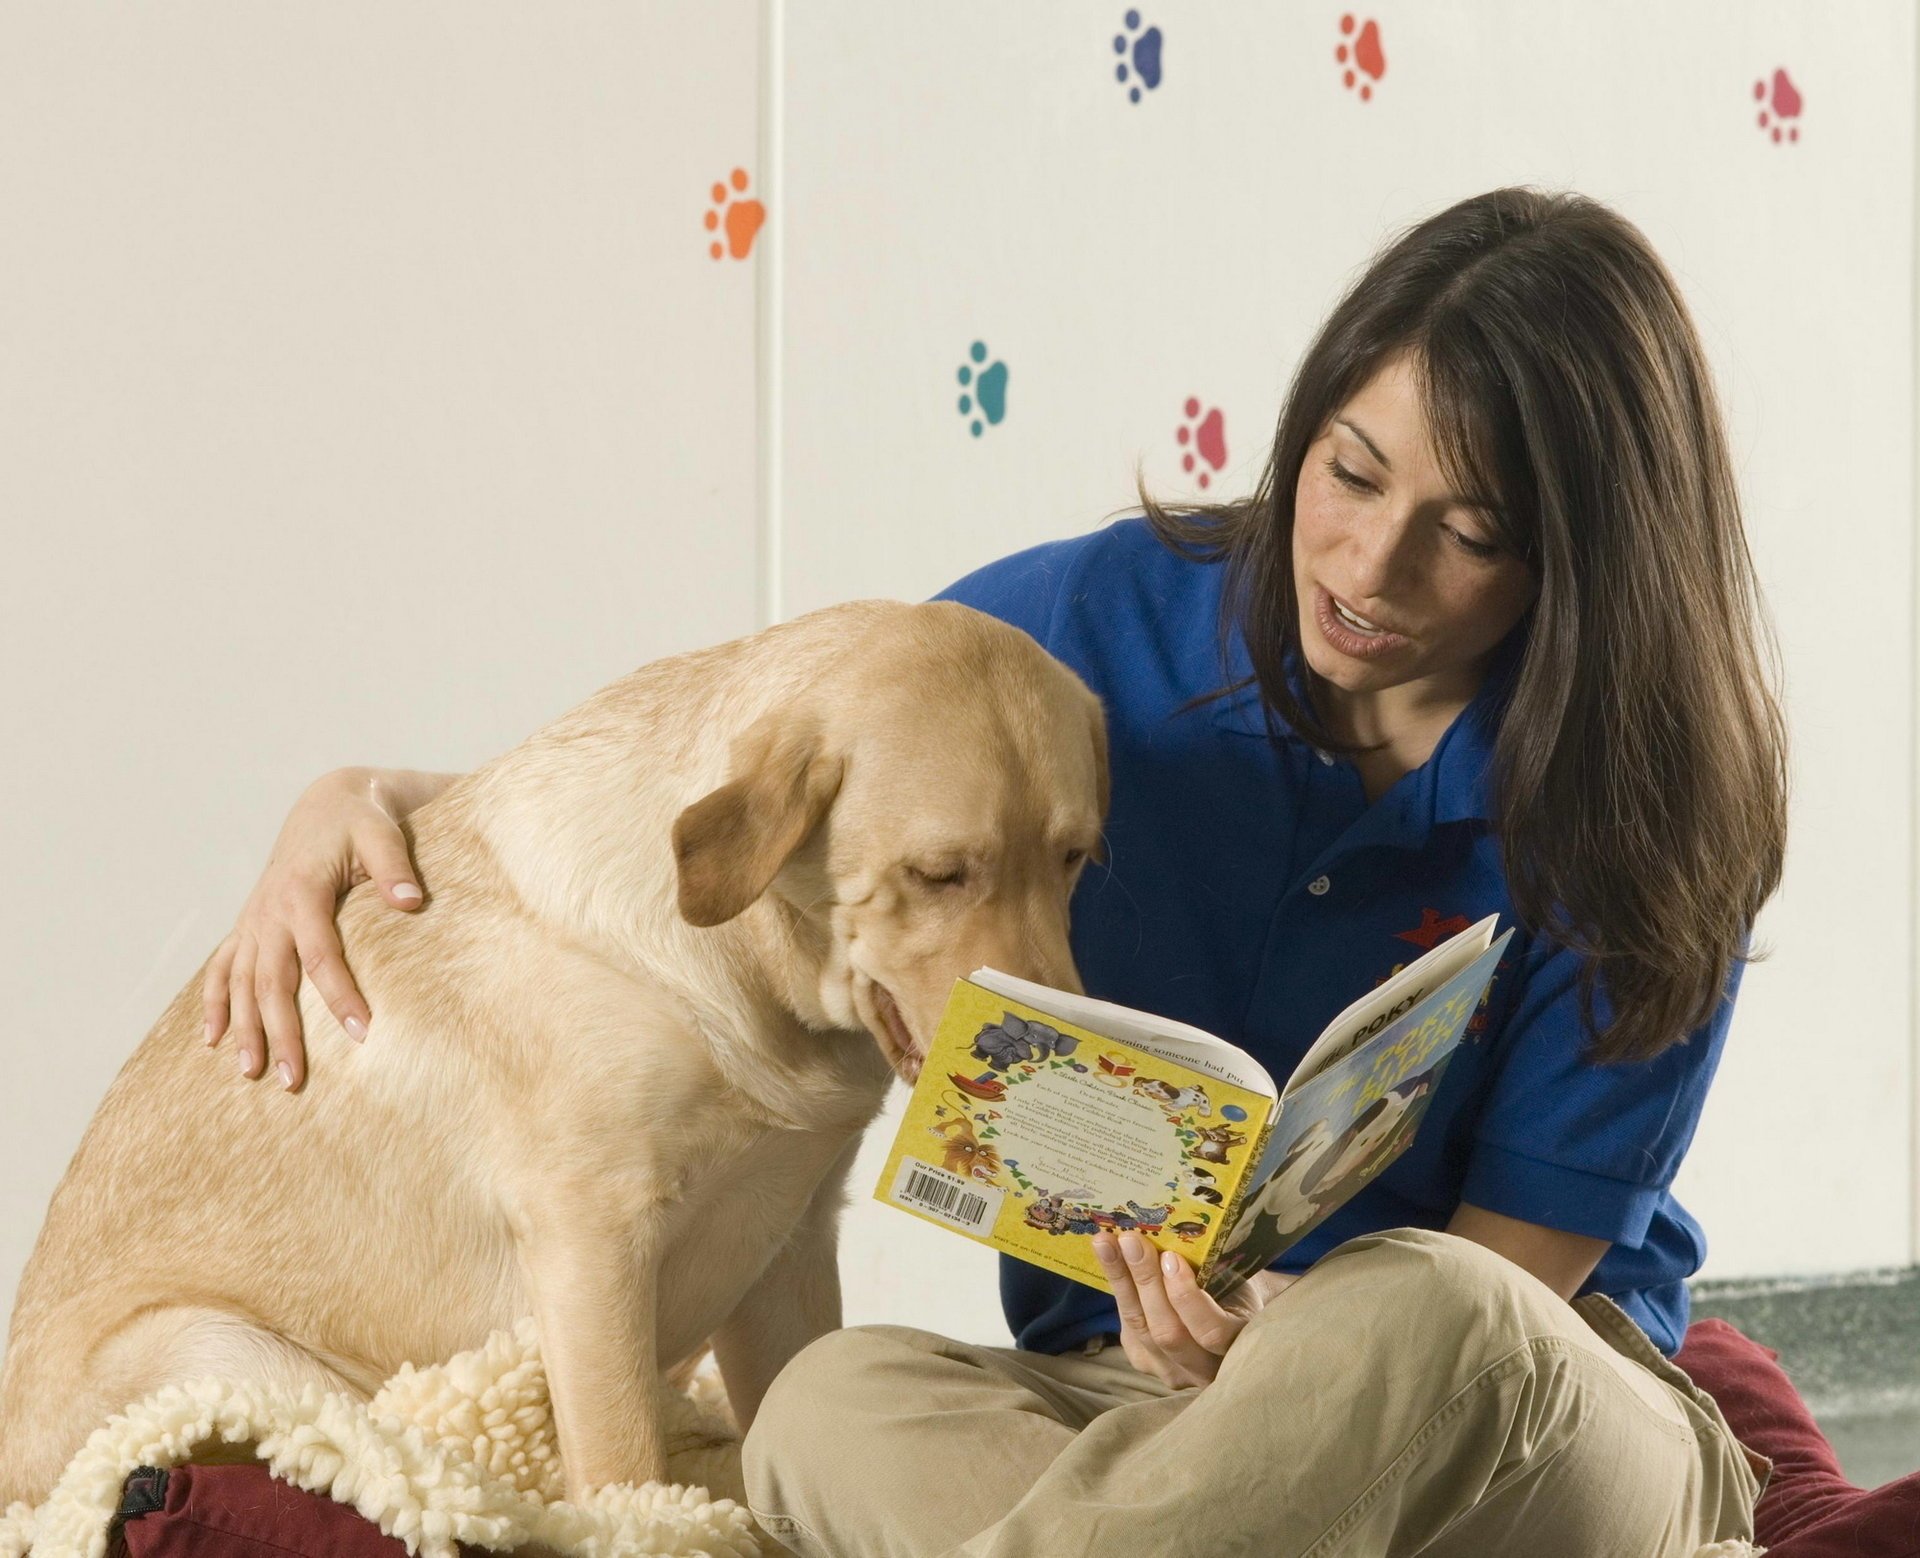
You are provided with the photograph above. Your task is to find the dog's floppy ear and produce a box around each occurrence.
[1087,702,1112,865]
[672,708,844,927]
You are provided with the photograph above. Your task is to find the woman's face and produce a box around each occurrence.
[1291,350,1538,712]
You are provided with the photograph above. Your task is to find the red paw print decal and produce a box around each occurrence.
[1176,398,1227,490]
[1753,68,1802,145]
[1336,13,1385,102]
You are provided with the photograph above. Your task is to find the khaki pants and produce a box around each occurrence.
[743,1229,1769,1557]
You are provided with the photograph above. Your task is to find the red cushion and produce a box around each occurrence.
[1674,1316,1920,1557]
[117,1462,414,1558]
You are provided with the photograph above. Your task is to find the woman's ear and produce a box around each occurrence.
[671,709,844,927]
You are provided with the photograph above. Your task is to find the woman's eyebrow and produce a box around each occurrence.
[1336,414,1500,515]
[1335,416,1392,468]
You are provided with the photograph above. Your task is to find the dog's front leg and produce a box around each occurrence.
[711,1134,858,1429]
[518,1199,670,1500]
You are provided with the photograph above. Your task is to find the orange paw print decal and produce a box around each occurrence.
[1336,13,1385,102]
[705,168,765,261]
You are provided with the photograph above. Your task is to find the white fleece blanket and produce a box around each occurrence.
[0,1317,1771,1558]
[0,1317,760,1558]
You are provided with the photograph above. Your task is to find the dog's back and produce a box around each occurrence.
[0,597,1099,1510]
[0,886,556,1506]
[0,611,886,1508]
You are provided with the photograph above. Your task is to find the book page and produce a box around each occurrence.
[874,979,1275,1292]
[1281,913,1500,1095]
[968,968,1278,1097]
[1210,929,1514,1295]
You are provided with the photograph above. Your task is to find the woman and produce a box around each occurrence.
[203,187,1787,1554]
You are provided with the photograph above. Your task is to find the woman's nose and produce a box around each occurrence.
[1345,508,1421,599]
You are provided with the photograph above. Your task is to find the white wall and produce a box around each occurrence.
[0,0,764,1319]
[3,1,1915,1355]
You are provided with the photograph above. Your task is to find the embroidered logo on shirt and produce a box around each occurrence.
[1393,908,1471,950]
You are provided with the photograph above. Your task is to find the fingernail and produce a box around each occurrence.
[1162,1250,1181,1276]
[277,1062,294,1090]
[344,1014,368,1042]
[392,883,421,904]
[235,1050,251,1075]
[1119,1232,1141,1260]
[1093,1239,1118,1264]
[204,1021,215,1045]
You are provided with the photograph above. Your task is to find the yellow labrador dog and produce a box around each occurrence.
[0,598,1108,1511]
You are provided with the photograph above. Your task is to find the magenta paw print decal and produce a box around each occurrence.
[1753,68,1802,145]
[1176,398,1227,490]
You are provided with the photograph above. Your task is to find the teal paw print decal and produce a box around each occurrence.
[956,341,1009,437]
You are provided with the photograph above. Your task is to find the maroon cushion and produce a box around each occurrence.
[1674,1317,1920,1557]
[117,1462,415,1558]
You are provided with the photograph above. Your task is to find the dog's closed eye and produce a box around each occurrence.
[906,863,969,889]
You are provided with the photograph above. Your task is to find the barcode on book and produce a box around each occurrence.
[890,1158,1003,1236]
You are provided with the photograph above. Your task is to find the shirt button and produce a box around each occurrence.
[1317,750,1335,766]
[1308,875,1331,896]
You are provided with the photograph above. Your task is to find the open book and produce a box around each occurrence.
[874,914,1512,1297]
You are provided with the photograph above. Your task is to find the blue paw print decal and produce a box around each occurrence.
[956,341,1009,437]
[1113,9,1163,103]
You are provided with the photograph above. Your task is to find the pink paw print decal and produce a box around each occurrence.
[1753,68,1802,145]
[1176,398,1227,490]
[1336,14,1385,102]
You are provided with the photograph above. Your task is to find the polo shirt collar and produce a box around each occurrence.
[1208,619,1524,830]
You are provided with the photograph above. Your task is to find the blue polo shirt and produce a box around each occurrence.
[932,516,1741,1357]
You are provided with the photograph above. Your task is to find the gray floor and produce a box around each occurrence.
[1690,1267,1920,1488]
[1820,1412,1920,1488]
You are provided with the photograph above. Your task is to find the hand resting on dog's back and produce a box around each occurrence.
[202,764,462,1090]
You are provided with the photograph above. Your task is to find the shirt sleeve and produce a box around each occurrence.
[1458,935,1747,1249]
[927,532,1095,649]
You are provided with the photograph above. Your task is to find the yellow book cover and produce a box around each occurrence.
[873,918,1513,1298]
[872,978,1276,1294]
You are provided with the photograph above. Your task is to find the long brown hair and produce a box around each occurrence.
[1142,187,1788,1065]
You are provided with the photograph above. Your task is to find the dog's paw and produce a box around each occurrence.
[661,1390,746,1507]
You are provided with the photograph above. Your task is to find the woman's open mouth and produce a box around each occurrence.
[867,980,924,1083]
[1315,586,1412,660]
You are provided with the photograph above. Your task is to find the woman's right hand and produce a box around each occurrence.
[203,766,437,1091]
[1092,1232,1298,1389]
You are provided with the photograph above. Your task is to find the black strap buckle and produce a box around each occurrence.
[115,1465,169,1520]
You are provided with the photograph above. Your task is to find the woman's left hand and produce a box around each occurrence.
[1092,1230,1295,1388]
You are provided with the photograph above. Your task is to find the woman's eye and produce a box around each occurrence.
[1446,526,1501,559]
[1328,448,1502,559]
[908,864,968,888]
[1325,455,1373,493]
